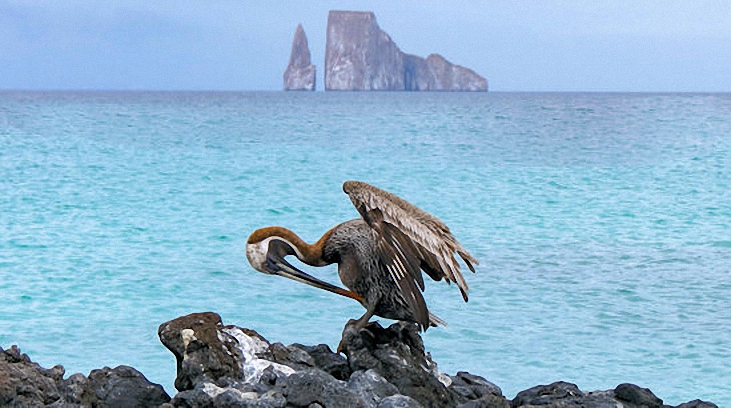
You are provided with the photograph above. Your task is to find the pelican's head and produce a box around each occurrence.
[246,227,304,276]
[246,227,363,302]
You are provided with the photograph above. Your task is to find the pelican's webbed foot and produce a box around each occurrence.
[337,319,379,355]
[337,302,379,354]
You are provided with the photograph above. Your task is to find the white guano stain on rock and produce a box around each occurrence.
[202,382,226,398]
[223,327,295,383]
[202,382,260,402]
[181,328,196,362]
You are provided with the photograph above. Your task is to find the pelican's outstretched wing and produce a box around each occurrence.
[343,180,478,328]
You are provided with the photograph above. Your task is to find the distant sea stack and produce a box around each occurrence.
[325,11,487,92]
[284,24,316,91]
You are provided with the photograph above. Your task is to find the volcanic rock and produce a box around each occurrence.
[347,369,399,406]
[291,343,352,381]
[0,344,169,407]
[509,380,692,408]
[341,321,467,407]
[614,383,664,408]
[86,365,172,407]
[324,10,487,91]
[284,24,316,91]
[2,311,719,407]
[378,394,424,407]
[154,312,718,408]
[157,311,296,393]
[676,400,719,408]
[279,369,366,407]
[156,313,509,408]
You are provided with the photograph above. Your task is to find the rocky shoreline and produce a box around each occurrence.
[1,312,717,407]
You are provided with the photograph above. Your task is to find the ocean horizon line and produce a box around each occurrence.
[1,89,730,95]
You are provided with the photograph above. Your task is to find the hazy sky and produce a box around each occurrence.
[1,1,730,92]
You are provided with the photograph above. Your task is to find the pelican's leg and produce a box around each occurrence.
[350,303,378,330]
[338,298,379,354]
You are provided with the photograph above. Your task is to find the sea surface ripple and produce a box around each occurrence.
[1,91,729,405]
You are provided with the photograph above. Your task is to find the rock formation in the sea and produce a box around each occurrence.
[158,312,506,407]
[324,10,487,92]
[284,24,316,91]
[2,313,719,407]
[155,312,717,408]
[0,345,170,407]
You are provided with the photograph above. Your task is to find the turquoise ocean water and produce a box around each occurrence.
[1,91,729,405]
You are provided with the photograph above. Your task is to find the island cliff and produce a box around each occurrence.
[0,312,718,407]
[284,24,316,91]
[325,11,487,92]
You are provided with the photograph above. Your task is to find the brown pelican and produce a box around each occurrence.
[246,181,477,331]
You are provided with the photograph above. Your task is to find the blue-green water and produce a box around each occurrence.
[1,91,729,405]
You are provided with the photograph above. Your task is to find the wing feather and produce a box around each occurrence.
[343,180,478,318]
[378,236,430,327]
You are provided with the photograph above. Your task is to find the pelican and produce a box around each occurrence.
[246,181,477,331]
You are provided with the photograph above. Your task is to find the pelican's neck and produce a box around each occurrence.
[247,226,333,266]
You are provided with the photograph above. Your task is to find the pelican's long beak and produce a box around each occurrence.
[272,258,363,303]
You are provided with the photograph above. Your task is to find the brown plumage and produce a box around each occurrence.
[246,181,477,331]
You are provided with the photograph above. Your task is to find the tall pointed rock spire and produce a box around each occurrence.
[284,24,316,91]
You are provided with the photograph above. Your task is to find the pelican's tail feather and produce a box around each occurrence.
[428,312,448,328]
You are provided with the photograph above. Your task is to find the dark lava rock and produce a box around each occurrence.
[340,321,469,408]
[457,397,510,408]
[158,311,246,391]
[451,372,508,408]
[279,368,366,407]
[676,400,719,408]
[157,313,511,408]
[511,381,584,407]
[510,381,623,408]
[293,343,351,381]
[3,311,720,408]
[1,345,63,406]
[377,394,423,408]
[614,383,663,408]
[87,365,171,407]
[450,371,503,400]
[60,373,98,406]
[159,312,299,407]
[158,314,716,408]
[171,383,286,408]
[270,342,316,370]
[168,383,218,408]
[347,369,399,407]
[509,381,706,408]
[0,344,169,407]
